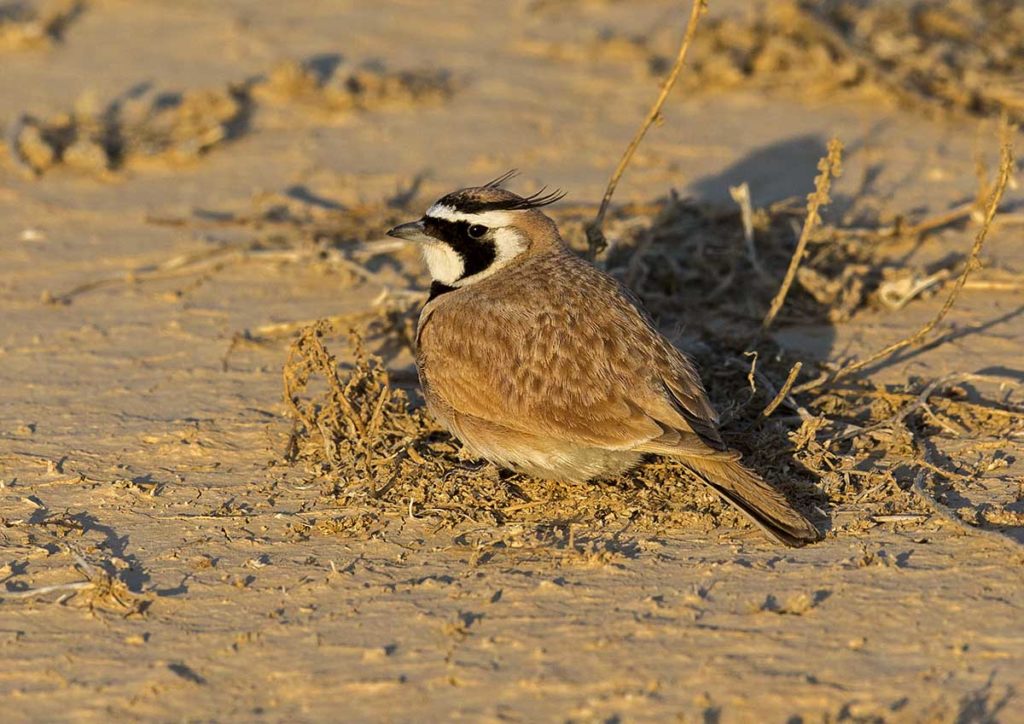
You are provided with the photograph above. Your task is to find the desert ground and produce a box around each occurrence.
[1,0,1023,721]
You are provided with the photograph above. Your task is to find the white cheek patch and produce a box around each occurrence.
[426,204,515,228]
[421,241,464,285]
[492,227,527,265]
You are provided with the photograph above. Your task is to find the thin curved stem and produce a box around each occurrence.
[585,0,707,259]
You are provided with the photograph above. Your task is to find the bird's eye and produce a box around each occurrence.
[468,224,488,239]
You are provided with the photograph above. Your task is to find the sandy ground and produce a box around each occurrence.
[1,0,1023,721]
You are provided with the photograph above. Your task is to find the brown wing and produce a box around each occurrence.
[638,344,738,460]
[417,251,728,457]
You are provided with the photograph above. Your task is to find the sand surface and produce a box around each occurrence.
[1,1,1023,721]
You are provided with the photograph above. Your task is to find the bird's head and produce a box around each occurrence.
[386,172,565,289]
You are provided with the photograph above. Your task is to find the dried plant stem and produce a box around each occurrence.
[794,135,1014,394]
[46,241,393,305]
[762,137,844,330]
[871,513,929,523]
[762,361,802,417]
[904,200,979,238]
[753,367,814,421]
[585,0,707,259]
[0,581,94,599]
[729,182,767,279]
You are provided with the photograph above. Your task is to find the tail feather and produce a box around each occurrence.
[685,457,820,547]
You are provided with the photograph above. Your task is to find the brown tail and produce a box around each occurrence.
[685,457,820,547]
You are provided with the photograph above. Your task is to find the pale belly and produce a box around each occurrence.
[494,445,645,483]
[426,398,643,482]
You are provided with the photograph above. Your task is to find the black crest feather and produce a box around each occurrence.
[489,186,567,211]
[483,169,519,188]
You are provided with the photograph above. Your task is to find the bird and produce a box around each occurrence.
[386,173,820,547]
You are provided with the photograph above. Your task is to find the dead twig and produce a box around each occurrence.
[0,546,146,611]
[962,278,1024,292]
[904,200,980,238]
[729,182,767,279]
[753,367,814,421]
[762,137,843,330]
[585,0,706,259]
[762,361,802,417]
[877,269,950,311]
[0,581,94,600]
[871,513,929,523]
[43,241,260,304]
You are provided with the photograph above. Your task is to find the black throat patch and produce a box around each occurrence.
[422,217,496,279]
[428,281,456,301]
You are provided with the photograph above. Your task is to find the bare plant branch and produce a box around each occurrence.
[585,0,707,259]
[762,137,844,330]
[762,361,802,417]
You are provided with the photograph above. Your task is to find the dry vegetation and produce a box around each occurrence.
[7,85,249,176]
[530,0,1024,123]
[4,55,452,176]
[1,506,151,614]
[682,0,1024,122]
[0,0,82,52]
[251,56,452,117]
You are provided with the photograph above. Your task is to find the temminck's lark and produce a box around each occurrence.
[387,175,820,546]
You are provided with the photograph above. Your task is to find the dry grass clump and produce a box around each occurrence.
[1,510,151,614]
[0,0,82,52]
[4,55,453,177]
[524,0,1024,122]
[596,195,913,334]
[592,131,1015,341]
[7,84,249,175]
[251,57,452,117]
[0,554,150,614]
[283,321,428,495]
[681,0,1024,123]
